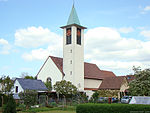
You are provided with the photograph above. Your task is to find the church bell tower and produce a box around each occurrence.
[61,5,87,91]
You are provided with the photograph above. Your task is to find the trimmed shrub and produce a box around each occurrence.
[76,103,150,113]
[3,95,16,113]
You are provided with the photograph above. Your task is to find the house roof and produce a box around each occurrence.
[99,76,125,90]
[16,78,47,91]
[125,75,136,83]
[37,56,116,80]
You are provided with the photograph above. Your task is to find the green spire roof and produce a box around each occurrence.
[67,5,80,25]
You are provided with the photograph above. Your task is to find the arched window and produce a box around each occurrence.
[47,77,52,82]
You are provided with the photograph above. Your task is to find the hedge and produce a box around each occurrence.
[76,103,150,113]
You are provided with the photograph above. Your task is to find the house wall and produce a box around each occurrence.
[12,80,24,94]
[120,79,129,92]
[84,79,102,89]
[37,57,63,87]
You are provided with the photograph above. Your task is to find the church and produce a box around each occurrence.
[37,5,129,98]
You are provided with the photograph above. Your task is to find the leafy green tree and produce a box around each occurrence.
[19,90,38,109]
[21,72,36,79]
[129,67,150,96]
[45,78,52,92]
[98,90,119,98]
[89,91,99,103]
[0,76,14,94]
[3,95,16,113]
[54,80,77,106]
[24,75,35,79]
[54,80,77,97]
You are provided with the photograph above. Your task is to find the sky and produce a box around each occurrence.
[0,0,150,78]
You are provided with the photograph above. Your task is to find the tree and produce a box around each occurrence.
[0,76,14,94]
[45,78,52,92]
[3,95,16,113]
[98,90,119,98]
[21,72,36,79]
[53,80,77,106]
[54,80,77,97]
[19,90,38,109]
[129,67,150,96]
[89,91,99,103]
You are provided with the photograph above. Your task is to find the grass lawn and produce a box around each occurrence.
[18,111,76,113]
[37,111,76,113]
[17,106,76,113]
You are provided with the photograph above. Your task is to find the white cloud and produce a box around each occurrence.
[144,6,150,11]
[22,39,62,61]
[140,6,150,14]
[140,30,150,39]
[21,26,150,75]
[15,26,61,48]
[119,27,134,33]
[0,38,11,54]
[85,27,150,75]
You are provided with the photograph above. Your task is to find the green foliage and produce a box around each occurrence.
[89,91,99,103]
[2,95,16,113]
[53,80,77,97]
[45,79,52,91]
[24,76,35,79]
[129,67,150,96]
[22,106,76,112]
[98,90,119,98]
[16,104,26,111]
[76,103,150,113]
[19,90,38,109]
[0,94,8,107]
[0,76,14,94]
[21,72,36,79]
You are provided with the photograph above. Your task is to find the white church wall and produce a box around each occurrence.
[37,57,63,86]
[84,79,102,89]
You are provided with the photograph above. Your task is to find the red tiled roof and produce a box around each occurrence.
[99,76,125,90]
[125,75,136,83]
[37,56,116,80]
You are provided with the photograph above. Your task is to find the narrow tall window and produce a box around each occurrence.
[70,71,72,75]
[16,86,18,93]
[77,28,81,45]
[66,28,71,44]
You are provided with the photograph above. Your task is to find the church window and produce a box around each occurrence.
[47,77,52,82]
[70,60,72,64]
[66,28,71,44]
[70,71,72,75]
[70,49,72,53]
[77,28,81,45]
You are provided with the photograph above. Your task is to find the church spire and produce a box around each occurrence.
[67,5,80,25]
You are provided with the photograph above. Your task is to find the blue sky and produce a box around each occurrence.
[0,0,150,78]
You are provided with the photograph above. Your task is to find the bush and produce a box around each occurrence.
[2,95,16,113]
[16,104,26,111]
[76,103,150,113]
